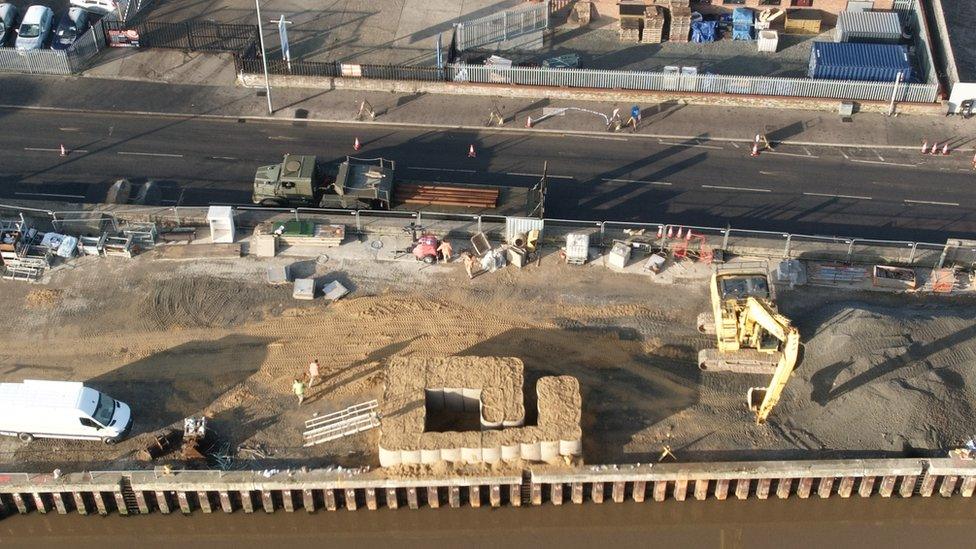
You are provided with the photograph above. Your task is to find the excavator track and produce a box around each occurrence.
[696,312,716,335]
[697,348,779,375]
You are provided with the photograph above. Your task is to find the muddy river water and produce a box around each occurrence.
[1,496,974,548]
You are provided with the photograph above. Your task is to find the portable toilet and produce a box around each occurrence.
[207,205,235,243]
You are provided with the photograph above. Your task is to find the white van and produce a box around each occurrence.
[0,380,132,444]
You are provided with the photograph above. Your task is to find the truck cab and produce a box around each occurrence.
[252,154,321,207]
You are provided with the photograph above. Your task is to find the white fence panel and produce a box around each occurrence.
[456,1,549,51]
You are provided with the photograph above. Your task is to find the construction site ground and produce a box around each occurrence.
[1,233,975,476]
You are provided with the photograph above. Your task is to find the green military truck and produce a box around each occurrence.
[252,155,546,217]
[252,155,395,210]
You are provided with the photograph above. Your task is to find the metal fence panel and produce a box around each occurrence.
[456,1,550,51]
[0,47,71,75]
[447,64,939,103]
[67,22,106,73]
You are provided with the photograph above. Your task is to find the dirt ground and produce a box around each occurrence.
[1,239,975,474]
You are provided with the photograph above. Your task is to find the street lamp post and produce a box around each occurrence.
[254,0,273,114]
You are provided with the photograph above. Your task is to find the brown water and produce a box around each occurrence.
[1,498,974,549]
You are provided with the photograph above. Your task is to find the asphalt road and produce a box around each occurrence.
[1,107,974,243]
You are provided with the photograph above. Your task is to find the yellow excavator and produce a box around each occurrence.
[696,263,801,424]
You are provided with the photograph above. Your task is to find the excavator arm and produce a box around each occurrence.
[742,297,801,424]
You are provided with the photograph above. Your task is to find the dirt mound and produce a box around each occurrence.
[24,289,63,309]
[141,277,283,329]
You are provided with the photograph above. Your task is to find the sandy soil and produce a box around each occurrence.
[1,240,975,473]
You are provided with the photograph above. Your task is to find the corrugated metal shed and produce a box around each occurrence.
[835,11,902,44]
[505,217,544,245]
[808,42,913,82]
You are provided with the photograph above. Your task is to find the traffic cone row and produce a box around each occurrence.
[923,139,953,156]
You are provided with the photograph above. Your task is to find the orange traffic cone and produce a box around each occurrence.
[750,142,760,157]
[468,144,476,158]
[676,227,684,240]
[354,137,361,151]
[666,226,674,239]
[942,142,950,156]
[526,116,533,128]
[930,142,939,155]
[685,229,693,241]
[656,225,664,239]
[921,139,929,154]
[60,144,67,157]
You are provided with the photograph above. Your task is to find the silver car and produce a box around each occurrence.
[0,3,17,46]
[15,5,54,51]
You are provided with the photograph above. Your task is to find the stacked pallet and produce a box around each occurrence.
[395,184,499,209]
[669,0,691,43]
[643,6,664,44]
[619,18,641,42]
[256,221,345,248]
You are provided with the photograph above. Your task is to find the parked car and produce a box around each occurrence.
[0,380,132,444]
[69,0,116,16]
[51,7,89,50]
[0,3,17,46]
[14,5,53,50]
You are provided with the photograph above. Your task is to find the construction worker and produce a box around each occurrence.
[629,105,641,132]
[462,251,476,279]
[437,239,454,262]
[292,378,307,406]
[307,359,321,387]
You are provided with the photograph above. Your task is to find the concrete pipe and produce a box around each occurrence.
[443,388,464,411]
[482,445,501,464]
[378,447,402,467]
[425,389,445,411]
[461,446,484,464]
[521,441,542,462]
[480,418,503,429]
[501,444,521,462]
[421,448,442,465]
[441,447,462,463]
[540,440,560,463]
[462,389,482,412]
[502,418,525,428]
[559,439,583,456]
[401,449,422,465]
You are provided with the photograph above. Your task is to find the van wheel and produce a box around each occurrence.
[260,199,285,207]
[101,436,118,445]
[17,433,33,443]
[422,255,436,264]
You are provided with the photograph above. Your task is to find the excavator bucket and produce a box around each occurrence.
[747,387,767,412]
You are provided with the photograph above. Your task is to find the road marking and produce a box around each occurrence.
[701,184,771,193]
[15,191,86,199]
[730,142,741,149]
[849,158,915,167]
[24,147,89,153]
[409,167,477,173]
[566,134,628,141]
[904,199,959,206]
[507,172,574,180]
[658,140,723,150]
[874,150,885,161]
[58,127,81,132]
[118,151,184,158]
[803,147,813,156]
[268,135,298,141]
[601,178,672,186]
[803,192,872,200]
[839,149,850,159]
[763,150,820,159]
[209,156,239,160]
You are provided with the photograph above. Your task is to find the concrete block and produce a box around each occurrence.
[303,489,315,512]
[177,492,191,514]
[386,488,399,509]
[74,492,89,515]
[155,491,171,514]
[427,486,440,508]
[266,264,288,284]
[470,486,481,508]
[797,478,813,498]
[114,492,128,515]
[674,479,688,501]
[510,484,522,507]
[293,278,315,300]
[572,482,584,504]
[531,483,542,505]
[449,486,460,508]
[240,491,254,513]
[261,490,274,513]
[612,481,625,503]
[859,476,877,498]
[366,488,377,510]
[540,440,560,463]
[32,492,49,514]
[633,481,646,503]
[490,485,501,507]
[134,491,149,514]
[818,478,835,498]
[282,490,295,512]
[899,475,917,497]
[407,487,418,509]
[501,444,520,462]
[52,493,67,515]
[591,482,604,504]
[12,493,27,514]
[735,479,750,500]
[198,491,213,513]
[254,234,277,257]
[878,476,896,498]
[920,475,938,497]
[838,477,854,498]
[960,476,976,498]
[654,481,667,501]
[694,479,708,501]
[325,489,338,511]
[776,478,792,499]
[220,491,233,513]
[551,483,563,505]
[714,479,730,500]
[756,479,771,500]
[344,488,357,510]
[939,475,959,497]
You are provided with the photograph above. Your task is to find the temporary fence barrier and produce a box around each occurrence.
[447,64,940,103]
[3,203,971,270]
[455,1,550,52]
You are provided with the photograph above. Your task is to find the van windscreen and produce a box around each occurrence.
[92,394,116,426]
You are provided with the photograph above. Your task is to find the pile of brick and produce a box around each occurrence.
[669,0,691,43]
[642,6,665,44]
[619,18,641,42]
